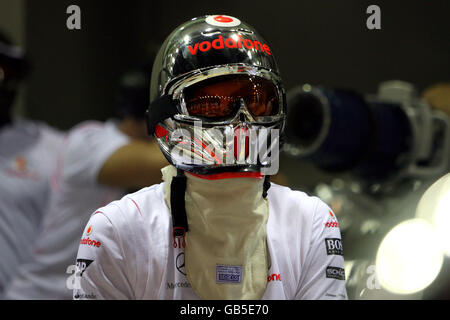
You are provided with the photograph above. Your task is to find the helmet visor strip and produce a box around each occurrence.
[182,74,281,122]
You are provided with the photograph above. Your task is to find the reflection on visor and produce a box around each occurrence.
[184,74,280,120]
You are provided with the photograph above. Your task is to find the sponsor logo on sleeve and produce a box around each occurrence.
[324,210,340,228]
[80,237,101,248]
[326,266,346,281]
[325,238,343,256]
[76,259,94,277]
[86,225,93,236]
[66,259,93,290]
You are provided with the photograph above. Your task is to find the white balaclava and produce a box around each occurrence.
[162,165,270,300]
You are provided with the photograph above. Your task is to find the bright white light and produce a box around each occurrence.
[376,219,443,295]
[416,173,450,257]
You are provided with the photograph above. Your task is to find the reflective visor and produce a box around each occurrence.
[183,74,280,120]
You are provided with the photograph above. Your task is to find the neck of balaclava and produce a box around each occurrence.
[162,165,268,243]
[161,165,270,299]
[162,165,266,213]
[184,170,265,220]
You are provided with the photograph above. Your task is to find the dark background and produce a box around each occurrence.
[24,0,449,130]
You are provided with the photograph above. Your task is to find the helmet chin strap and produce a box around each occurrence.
[263,175,271,198]
[170,168,189,249]
[169,168,271,249]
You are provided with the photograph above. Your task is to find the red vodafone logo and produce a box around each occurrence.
[214,16,233,23]
[206,15,241,27]
[80,237,101,248]
[187,35,271,56]
[324,210,340,228]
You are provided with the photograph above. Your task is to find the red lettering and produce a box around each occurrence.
[187,43,199,55]
[187,37,272,56]
[253,41,263,52]
[243,39,254,49]
[225,38,237,48]
[80,237,102,248]
[267,273,281,282]
[324,222,339,228]
[199,41,211,52]
[212,35,225,49]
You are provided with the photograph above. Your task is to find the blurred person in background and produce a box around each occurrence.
[3,61,168,299]
[0,31,64,296]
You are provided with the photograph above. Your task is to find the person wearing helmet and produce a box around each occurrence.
[3,61,168,299]
[0,31,64,295]
[73,15,347,300]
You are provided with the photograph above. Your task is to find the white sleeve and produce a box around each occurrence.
[63,122,129,186]
[73,210,134,300]
[295,199,348,300]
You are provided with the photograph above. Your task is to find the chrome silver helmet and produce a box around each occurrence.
[147,15,286,175]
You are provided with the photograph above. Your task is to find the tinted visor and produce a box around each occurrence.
[183,74,280,121]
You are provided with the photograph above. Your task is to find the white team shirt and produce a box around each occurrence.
[3,120,129,299]
[0,119,63,294]
[74,182,348,300]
